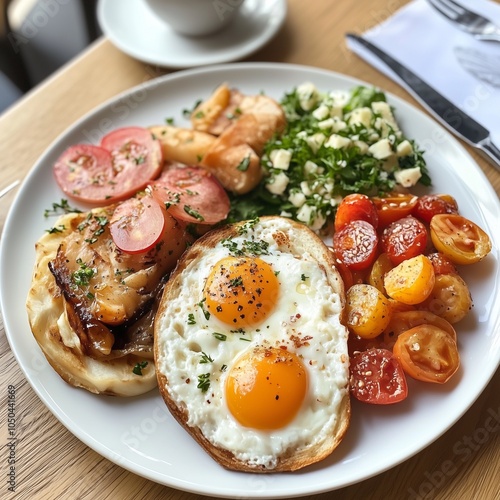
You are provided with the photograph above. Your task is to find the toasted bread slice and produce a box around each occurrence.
[155,216,350,472]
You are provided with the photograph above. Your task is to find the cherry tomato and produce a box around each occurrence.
[350,348,408,404]
[151,165,230,224]
[381,216,428,265]
[430,214,492,265]
[54,128,163,204]
[333,220,379,272]
[348,333,389,357]
[427,252,458,276]
[334,193,378,231]
[383,310,457,349]
[372,193,418,228]
[109,195,165,254]
[393,324,460,384]
[412,194,458,224]
[368,253,393,294]
[346,284,392,339]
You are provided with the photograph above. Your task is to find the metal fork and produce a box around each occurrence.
[427,0,500,42]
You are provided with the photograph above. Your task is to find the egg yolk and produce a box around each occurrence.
[204,256,279,327]
[225,347,308,430]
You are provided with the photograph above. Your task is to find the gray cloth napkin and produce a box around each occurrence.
[347,0,500,146]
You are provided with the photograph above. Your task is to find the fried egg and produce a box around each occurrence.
[154,216,350,471]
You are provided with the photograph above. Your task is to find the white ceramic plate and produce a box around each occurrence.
[1,63,499,499]
[97,0,287,68]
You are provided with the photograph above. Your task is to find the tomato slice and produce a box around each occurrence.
[426,252,458,276]
[53,127,163,204]
[430,214,492,265]
[333,220,379,271]
[334,193,378,232]
[383,310,457,349]
[381,216,428,265]
[393,324,460,384]
[109,195,165,254]
[372,193,418,228]
[150,165,230,224]
[350,348,408,404]
[412,194,458,224]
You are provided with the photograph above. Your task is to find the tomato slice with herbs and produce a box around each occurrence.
[150,165,230,224]
[350,348,408,404]
[430,214,492,265]
[54,127,163,204]
[334,193,378,232]
[372,193,418,228]
[412,194,458,224]
[110,195,166,254]
[333,220,379,271]
[393,324,460,384]
[381,216,428,265]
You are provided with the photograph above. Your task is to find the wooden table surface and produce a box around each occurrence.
[1,1,499,499]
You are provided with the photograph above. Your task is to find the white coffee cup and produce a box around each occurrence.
[143,0,245,37]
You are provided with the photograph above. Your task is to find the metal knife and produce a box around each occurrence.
[346,33,500,171]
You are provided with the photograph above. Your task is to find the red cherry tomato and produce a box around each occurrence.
[427,252,458,276]
[381,216,428,265]
[412,194,458,224]
[110,196,166,254]
[150,165,230,224]
[54,127,163,204]
[333,220,379,272]
[334,193,379,232]
[372,194,418,228]
[350,348,408,404]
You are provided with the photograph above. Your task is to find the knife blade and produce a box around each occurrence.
[346,33,500,171]
[0,180,19,200]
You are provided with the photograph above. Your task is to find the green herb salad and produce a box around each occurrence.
[228,83,430,231]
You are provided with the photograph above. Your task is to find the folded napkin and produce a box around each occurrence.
[347,0,500,146]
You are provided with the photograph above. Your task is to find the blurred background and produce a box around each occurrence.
[1,0,100,112]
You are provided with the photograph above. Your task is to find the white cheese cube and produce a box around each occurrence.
[329,90,350,107]
[266,172,289,195]
[306,133,325,154]
[312,104,330,120]
[325,134,351,150]
[348,107,373,128]
[394,167,422,187]
[353,140,369,154]
[304,160,319,175]
[371,101,399,130]
[300,181,312,196]
[330,105,344,119]
[374,117,391,138]
[396,139,413,157]
[288,190,306,207]
[318,118,335,130]
[368,138,393,159]
[296,204,325,230]
[270,149,292,170]
[332,117,347,132]
[297,82,319,111]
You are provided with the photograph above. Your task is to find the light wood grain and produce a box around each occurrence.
[1,0,499,499]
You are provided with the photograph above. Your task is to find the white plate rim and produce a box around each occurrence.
[97,0,287,69]
[1,62,499,499]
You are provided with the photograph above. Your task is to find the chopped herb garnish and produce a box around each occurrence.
[239,337,251,342]
[212,332,227,341]
[134,155,146,165]
[220,364,228,372]
[200,352,214,364]
[46,224,65,234]
[44,199,82,218]
[187,313,196,325]
[301,274,309,281]
[229,276,243,287]
[71,259,96,287]
[184,205,205,221]
[165,117,175,125]
[236,155,251,172]
[238,217,260,235]
[133,361,148,376]
[197,373,210,392]
[197,298,210,320]
[183,99,202,118]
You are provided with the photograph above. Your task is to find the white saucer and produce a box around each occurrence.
[97,0,287,68]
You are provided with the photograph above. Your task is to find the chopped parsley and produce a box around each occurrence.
[133,361,148,375]
[212,332,227,341]
[197,298,210,320]
[197,373,210,392]
[199,352,214,364]
[45,224,65,234]
[71,259,96,287]
[184,205,205,221]
[236,155,251,172]
[187,313,196,325]
[44,199,82,218]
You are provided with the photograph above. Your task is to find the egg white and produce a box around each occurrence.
[156,218,348,470]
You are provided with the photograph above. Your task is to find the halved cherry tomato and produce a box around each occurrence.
[412,194,458,224]
[372,193,418,228]
[383,310,457,349]
[350,348,408,404]
[427,252,458,276]
[430,214,492,265]
[368,253,393,294]
[381,216,428,265]
[333,220,379,271]
[54,127,163,204]
[393,324,460,384]
[334,193,378,232]
[109,195,165,254]
[150,165,230,224]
